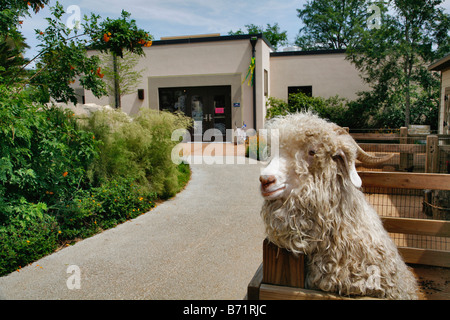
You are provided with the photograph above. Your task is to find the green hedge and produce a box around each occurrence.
[0,87,191,276]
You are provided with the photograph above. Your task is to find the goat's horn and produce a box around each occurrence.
[356,144,394,165]
[332,124,393,164]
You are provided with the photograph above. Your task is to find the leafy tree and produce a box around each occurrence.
[0,0,48,83]
[347,0,449,127]
[100,51,146,108]
[87,9,153,108]
[6,2,153,105]
[0,33,29,81]
[0,0,49,37]
[295,0,372,50]
[229,23,288,49]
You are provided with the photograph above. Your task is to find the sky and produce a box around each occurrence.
[19,0,450,64]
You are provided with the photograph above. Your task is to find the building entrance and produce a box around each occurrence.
[159,86,232,141]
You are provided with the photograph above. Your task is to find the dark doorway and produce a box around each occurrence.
[159,85,231,141]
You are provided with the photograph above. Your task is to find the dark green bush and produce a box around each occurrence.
[266,92,353,128]
[57,177,157,239]
[0,199,58,275]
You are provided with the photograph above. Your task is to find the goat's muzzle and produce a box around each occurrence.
[260,175,286,199]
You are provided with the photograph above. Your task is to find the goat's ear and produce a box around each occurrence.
[332,149,362,188]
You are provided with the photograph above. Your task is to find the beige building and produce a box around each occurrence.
[429,53,450,135]
[83,33,368,141]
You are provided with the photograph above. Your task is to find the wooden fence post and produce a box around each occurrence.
[399,127,411,171]
[426,135,439,173]
[262,238,305,288]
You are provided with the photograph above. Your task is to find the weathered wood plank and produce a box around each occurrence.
[359,171,450,190]
[359,143,426,154]
[398,247,450,268]
[246,263,263,300]
[381,217,450,237]
[258,284,377,300]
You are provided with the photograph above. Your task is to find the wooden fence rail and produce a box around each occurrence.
[349,128,450,174]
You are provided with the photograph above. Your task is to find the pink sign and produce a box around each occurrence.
[215,108,224,114]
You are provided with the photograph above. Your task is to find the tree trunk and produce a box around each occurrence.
[112,53,121,109]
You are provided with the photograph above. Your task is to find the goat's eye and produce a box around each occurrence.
[308,150,316,156]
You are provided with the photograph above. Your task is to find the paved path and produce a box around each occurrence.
[0,154,266,299]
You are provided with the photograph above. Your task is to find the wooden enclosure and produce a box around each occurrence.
[247,172,450,300]
[349,128,450,174]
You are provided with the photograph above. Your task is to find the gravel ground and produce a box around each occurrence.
[0,155,266,300]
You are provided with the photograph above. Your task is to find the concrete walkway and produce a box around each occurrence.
[0,150,266,300]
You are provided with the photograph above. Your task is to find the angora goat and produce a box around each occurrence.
[260,112,418,299]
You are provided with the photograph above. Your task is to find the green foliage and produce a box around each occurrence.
[0,0,188,278]
[58,177,157,240]
[266,92,355,128]
[345,0,448,127]
[229,23,288,49]
[0,199,58,276]
[0,95,191,276]
[85,108,192,199]
[296,0,447,128]
[0,0,49,37]
[3,1,152,104]
[87,10,153,58]
[0,87,99,212]
[295,0,371,50]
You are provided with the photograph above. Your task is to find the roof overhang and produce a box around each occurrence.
[152,33,275,51]
[428,53,450,72]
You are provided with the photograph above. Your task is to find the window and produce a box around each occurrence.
[288,86,312,97]
[264,69,268,97]
[158,88,187,113]
[288,86,312,105]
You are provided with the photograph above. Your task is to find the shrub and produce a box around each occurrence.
[0,199,58,276]
[266,92,352,128]
[57,177,157,240]
[84,108,192,198]
[246,135,268,161]
[0,90,99,210]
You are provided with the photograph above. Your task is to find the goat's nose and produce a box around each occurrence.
[260,175,276,186]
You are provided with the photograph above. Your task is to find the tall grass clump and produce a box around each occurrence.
[84,109,192,199]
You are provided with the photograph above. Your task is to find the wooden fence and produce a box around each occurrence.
[360,171,450,267]
[349,127,450,174]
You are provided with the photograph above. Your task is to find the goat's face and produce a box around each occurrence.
[259,140,332,201]
[259,113,362,201]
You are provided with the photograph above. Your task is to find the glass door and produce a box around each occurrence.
[189,88,210,141]
[212,91,227,137]
[160,86,231,142]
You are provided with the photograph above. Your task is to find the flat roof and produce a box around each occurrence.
[428,53,450,71]
[270,49,347,57]
[151,33,275,50]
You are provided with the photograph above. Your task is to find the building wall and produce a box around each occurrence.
[85,38,262,131]
[83,36,369,133]
[440,67,450,134]
[269,52,369,102]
